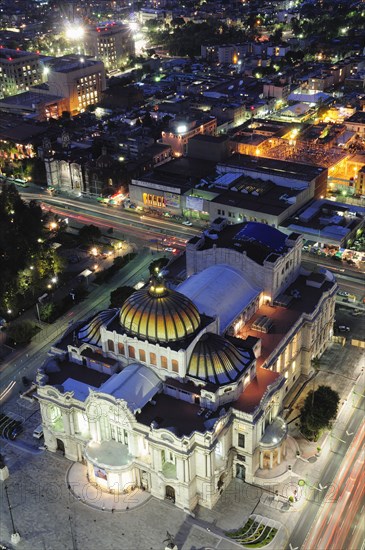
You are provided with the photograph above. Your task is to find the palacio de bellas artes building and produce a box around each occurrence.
[36,221,337,512]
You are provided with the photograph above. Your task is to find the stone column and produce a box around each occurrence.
[63,412,71,435]
[277,446,281,465]
[259,451,264,469]
[269,451,273,470]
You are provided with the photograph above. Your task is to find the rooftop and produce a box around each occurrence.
[195,222,291,266]
[50,55,102,74]
[0,48,38,61]
[137,392,218,437]
[220,154,326,181]
[44,358,110,391]
[233,367,281,414]
[236,274,336,368]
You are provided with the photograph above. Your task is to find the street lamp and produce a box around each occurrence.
[4,485,21,544]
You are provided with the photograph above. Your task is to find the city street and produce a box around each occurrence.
[0,250,153,404]
[286,372,365,550]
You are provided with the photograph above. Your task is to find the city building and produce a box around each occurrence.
[36,222,336,512]
[84,23,134,72]
[0,48,42,97]
[160,116,217,157]
[46,55,106,116]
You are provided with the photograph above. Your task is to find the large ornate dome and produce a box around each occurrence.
[119,281,201,343]
[188,333,252,385]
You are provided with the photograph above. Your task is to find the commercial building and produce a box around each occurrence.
[84,23,134,72]
[0,48,42,97]
[47,55,106,116]
[36,223,336,512]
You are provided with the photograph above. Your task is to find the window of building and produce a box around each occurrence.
[150,352,157,365]
[171,359,178,373]
[108,339,114,352]
[128,346,135,359]
[238,433,245,448]
[139,349,146,362]
[118,343,125,355]
[161,356,168,369]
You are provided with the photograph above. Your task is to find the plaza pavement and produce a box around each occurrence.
[0,315,363,550]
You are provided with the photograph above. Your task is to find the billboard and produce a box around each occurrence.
[164,192,181,209]
[94,466,107,480]
[186,195,204,212]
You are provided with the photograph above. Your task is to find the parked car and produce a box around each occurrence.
[33,425,44,439]
[182,220,193,226]
[338,325,350,332]
[337,291,349,297]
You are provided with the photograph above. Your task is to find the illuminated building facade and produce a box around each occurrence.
[36,223,336,512]
[47,56,106,115]
[0,48,42,97]
[160,116,217,157]
[85,23,134,72]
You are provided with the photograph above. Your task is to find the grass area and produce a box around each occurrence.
[226,518,278,548]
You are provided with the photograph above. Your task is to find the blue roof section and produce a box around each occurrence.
[235,222,287,252]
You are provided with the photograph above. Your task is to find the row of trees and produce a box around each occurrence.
[0,184,64,317]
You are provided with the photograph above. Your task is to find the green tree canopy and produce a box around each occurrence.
[300,385,340,440]
[109,286,135,308]
[6,320,36,345]
[78,224,102,244]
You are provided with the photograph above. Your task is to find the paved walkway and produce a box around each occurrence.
[67,462,151,512]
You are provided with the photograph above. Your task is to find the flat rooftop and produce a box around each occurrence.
[44,358,110,389]
[210,178,302,217]
[233,367,281,413]
[0,91,63,107]
[196,221,291,265]
[0,48,37,61]
[137,393,212,436]
[236,274,336,368]
[220,154,326,181]
[50,55,101,73]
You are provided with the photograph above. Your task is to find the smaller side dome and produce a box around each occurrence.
[77,309,119,346]
[188,333,252,385]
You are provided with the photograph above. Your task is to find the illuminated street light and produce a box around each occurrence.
[129,21,139,32]
[7,309,12,314]
[65,24,85,41]
[90,247,98,256]
[51,277,57,284]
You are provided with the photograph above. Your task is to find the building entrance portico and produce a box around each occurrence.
[85,439,136,494]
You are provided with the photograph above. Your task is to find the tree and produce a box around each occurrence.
[109,286,135,308]
[149,257,169,275]
[300,385,340,441]
[39,302,56,323]
[6,320,36,345]
[78,224,101,244]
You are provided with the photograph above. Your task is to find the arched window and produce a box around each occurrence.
[128,346,135,359]
[150,352,156,365]
[139,349,146,362]
[118,343,125,355]
[108,340,114,352]
[171,359,178,373]
[161,356,168,369]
